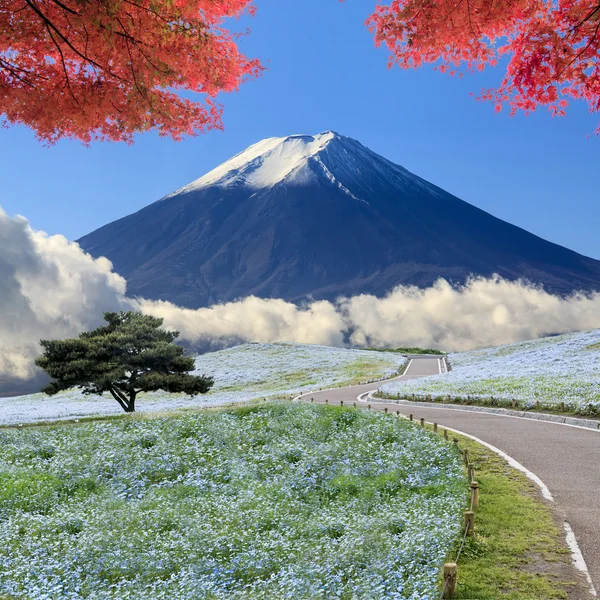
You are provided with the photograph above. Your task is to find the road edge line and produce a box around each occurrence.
[368,393,600,433]
[564,522,598,597]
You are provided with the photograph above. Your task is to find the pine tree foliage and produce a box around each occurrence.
[35,311,213,412]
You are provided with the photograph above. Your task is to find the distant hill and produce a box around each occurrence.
[78,131,600,307]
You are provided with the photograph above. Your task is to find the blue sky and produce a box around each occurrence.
[1,0,599,257]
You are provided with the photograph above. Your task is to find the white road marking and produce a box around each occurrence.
[439,423,554,501]
[564,522,598,597]
[366,392,600,434]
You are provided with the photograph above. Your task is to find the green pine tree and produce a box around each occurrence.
[35,311,213,413]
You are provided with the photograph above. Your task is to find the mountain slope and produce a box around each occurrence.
[78,131,600,307]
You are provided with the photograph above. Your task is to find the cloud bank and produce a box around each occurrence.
[0,209,129,384]
[2,208,600,391]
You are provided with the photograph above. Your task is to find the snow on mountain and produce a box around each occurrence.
[164,131,424,201]
[169,132,338,194]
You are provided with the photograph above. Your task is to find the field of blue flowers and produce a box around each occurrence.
[0,402,465,599]
[380,329,600,415]
[0,343,406,426]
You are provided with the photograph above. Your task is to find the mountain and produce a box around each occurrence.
[78,131,600,307]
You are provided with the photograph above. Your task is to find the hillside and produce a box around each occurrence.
[380,328,600,415]
[78,132,600,308]
[0,343,406,426]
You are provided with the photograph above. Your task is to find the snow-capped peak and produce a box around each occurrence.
[171,131,346,194]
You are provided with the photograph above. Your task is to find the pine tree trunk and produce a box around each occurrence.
[125,391,136,413]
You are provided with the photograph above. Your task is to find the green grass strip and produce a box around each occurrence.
[440,431,580,599]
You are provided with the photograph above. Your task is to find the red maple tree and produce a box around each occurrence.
[0,0,262,143]
[367,0,600,132]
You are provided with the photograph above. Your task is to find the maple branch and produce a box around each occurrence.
[0,58,36,87]
[23,0,126,81]
[121,0,174,26]
[47,0,79,16]
[444,0,466,22]
[116,13,169,72]
[465,0,477,37]
[569,3,600,33]
[556,18,600,81]
[45,22,80,105]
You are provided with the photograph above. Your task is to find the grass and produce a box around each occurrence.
[435,430,580,599]
[340,358,408,385]
[0,402,465,599]
[364,347,446,355]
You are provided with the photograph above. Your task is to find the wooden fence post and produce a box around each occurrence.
[368,404,371,410]
[470,482,479,508]
[409,414,413,421]
[464,511,475,537]
[384,407,388,413]
[420,417,425,427]
[443,563,457,599]
[468,463,475,482]
[340,400,344,406]
[444,429,449,440]
[434,423,438,433]
[325,399,328,404]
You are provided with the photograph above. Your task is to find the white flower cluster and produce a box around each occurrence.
[0,343,405,426]
[380,329,600,415]
[0,402,465,599]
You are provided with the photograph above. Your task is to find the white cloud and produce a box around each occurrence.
[0,209,129,382]
[2,209,600,392]
[340,276,600,351]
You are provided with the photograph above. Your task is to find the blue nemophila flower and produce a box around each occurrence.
[0,402,465,599]
[0,343,406,426]
[382,329,600,414]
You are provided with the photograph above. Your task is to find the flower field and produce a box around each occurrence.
[0,343,406,426]
[380,329,600,415]
[0,402,465,599]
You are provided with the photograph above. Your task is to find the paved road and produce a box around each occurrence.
[299,357,600,594]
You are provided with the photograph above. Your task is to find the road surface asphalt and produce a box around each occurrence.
[299,356,600,594]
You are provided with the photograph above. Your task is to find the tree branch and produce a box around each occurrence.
[45,22,80,105]
[23,0,127,81]
[108,385,128,411]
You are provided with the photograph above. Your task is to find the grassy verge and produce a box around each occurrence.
[339,357,408,385]
[378,393,600,423]
[363,346,446,355]
[433,428,583,599]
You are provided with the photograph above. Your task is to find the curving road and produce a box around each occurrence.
[299,357,600,596]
